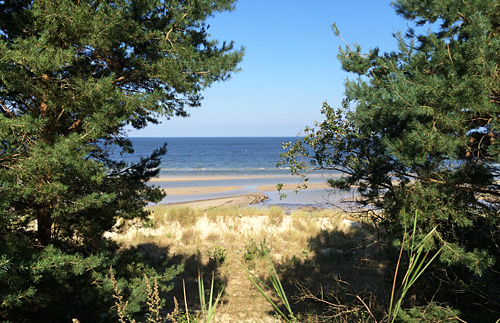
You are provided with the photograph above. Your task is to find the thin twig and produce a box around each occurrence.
[356,294,378,323]
[183,279,190,323]
[0,99,14,118]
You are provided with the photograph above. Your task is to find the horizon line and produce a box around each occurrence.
[127,135,303,138]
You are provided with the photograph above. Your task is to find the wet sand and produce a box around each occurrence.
[162,186,243,195]
[159,192,268,209]
[149,175,297,183]
[257,182,331,191]
[152,174,340,208]
[161,182,330,195]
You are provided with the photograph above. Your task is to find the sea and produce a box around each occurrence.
[112,137,349,208]
[116,137,297,177]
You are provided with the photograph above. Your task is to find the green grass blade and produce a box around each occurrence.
[198,271,225,323]
[237,260,291,323]
[389,212,444,323]
[265,251,293,315]
[208,272,215,315]
[198,271,206,317]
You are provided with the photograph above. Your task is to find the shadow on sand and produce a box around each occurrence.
[123,242,228,316]
[260,221,394,321]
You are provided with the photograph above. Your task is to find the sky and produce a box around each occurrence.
[130,0,412,137]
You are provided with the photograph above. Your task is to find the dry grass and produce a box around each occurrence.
[205,206,266,219]
[180,227,200,245]
[108,205,386,322]
[268,206,284,226]
[151,205,200,227]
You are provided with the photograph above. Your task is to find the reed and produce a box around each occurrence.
[387,211,443,323]
[198,271,224,323]
[239,250,298,323]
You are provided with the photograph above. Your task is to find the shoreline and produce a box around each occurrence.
[156,192,269,209]
[161,182,331,196]
[149,173,334,183]
[150,174,346,209]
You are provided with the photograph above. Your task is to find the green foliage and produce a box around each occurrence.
[206,245,226,265]
[279,0,500,320]
[244,237,272,267]
[109,265,183,323]
[239,249,298,323]
[198,271,224,323]
[174,312,200,323]
[396,303,462,323]
[0,0,242,321]
[388,212,443,323]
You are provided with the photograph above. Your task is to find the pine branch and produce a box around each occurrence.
[0,100,15,118]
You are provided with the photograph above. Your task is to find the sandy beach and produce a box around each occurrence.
[159,192,269,209]
[256,182,331,191]
[161,182,330,195]
[162,185,243,195]
[152,175,338,208]
[149,175,291,183]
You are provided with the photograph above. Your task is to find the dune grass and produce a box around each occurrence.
[109,204,384,321]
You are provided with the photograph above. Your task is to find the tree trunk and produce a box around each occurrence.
[37,207,51,247]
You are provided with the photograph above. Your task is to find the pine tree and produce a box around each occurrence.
[280,0,500,320]
[0,0,242,321]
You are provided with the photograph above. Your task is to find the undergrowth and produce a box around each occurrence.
[105,205,466,322]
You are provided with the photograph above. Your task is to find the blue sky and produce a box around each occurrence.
[130,0,411,137]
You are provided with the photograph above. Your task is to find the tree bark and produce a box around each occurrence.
[37,207,51,247]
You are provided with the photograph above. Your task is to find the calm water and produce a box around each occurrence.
[110,137,344,207]
[114,137,299,177]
